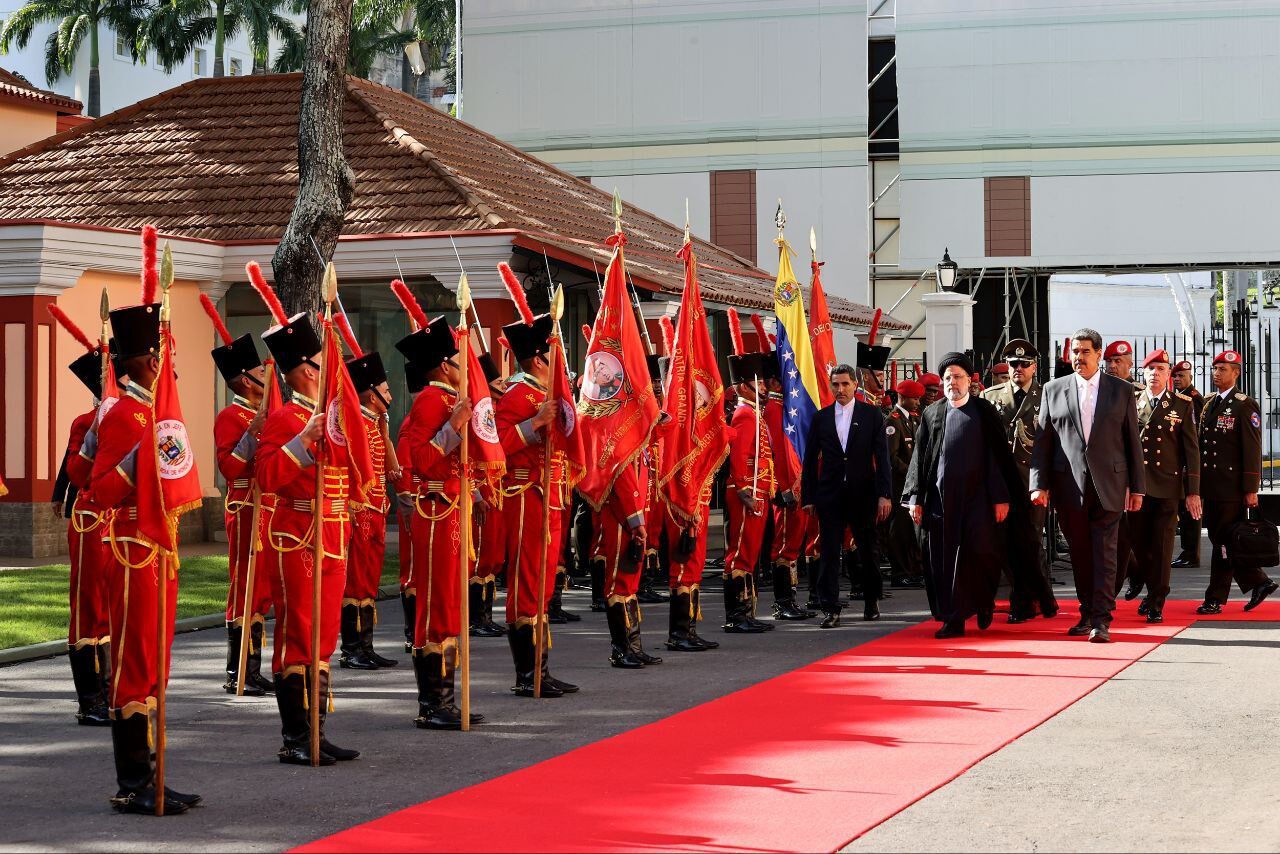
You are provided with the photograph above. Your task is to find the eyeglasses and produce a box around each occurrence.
[1007,360,1034,368]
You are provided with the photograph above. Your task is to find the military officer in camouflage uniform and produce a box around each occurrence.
[981,339,1058,622]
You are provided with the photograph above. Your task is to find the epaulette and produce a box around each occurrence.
[1175,392,1192,402]
[1236,393,1248,401]
[890,410,900,419]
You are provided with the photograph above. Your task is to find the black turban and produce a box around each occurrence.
[937,351,975,377]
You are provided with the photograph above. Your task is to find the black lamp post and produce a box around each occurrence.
[936,248,959,292]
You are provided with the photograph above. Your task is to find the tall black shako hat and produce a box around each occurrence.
[391,279,458,371]
[725,308,769,385]
[334,311,387,394]
[748,314,780,382]
[199,292,262,382]
[246,261,321,374]
[109,225,162,362]
[856,307,889,371]
[47,305,103,399]
[499,262,554,363]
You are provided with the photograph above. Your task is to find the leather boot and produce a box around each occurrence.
[804,555,822,611]
[547,570,581,623]
[275,672,336,766]
[626,598,662,664]
[688,587,718,648]
[245,621,274,693]
[69,644,110,725]
[607,602,644,668]
[540,626,580,694]
[437,645,483,725]
[222,624,265,696]
[743,575,774,631]
[637,552,669,603]
[589,558,606,612]
[483,581,506,634]
[509,624,563,697]
[770,563,813,620]
[400,591,416,653]
[723,575,764,633]
[110,712,189,814]
[665,591,703,651]
[468,582,491,636]
[412,650,460,729]
[339,604,377,670]
[316,668,359,760]
[361,603,399,667]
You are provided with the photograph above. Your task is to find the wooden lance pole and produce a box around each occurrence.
[532,284,564,699]
[456,272,473,730]
[310,262,338,766]
[236,360,276,695]
[153,244,175,815]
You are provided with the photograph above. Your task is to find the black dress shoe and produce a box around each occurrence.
[366,649,399,668]
[1196,600,1223,615]
[511,681,564,698]
[1137,598,1150,616]
[1170,556,1198,568]
[665,637,705,652]
[634,649,663,665]
[819,612,841,629]
[1089,625,1112,643]
[338,653,379,670]
[110,788,191,815]
[164,786,203,807]
[746,616,775,631]
[1039,599,1060,619]
[320,739,359,761]
[1245,580,1279,612]
[976,608,993,630]
[723,619,767,634]
[610,648,645,668]
[278,745,337,766]
[1123,583,1141,601]
[471,622,504,638]
[934,622,965,639]
[1067,620,1092,636]
[1146,609,1164,624]
[1007,612,1033,625]
[863,607,880,622]
[771,602,813,621]
[76,703,112,726]
[543,674,579,693]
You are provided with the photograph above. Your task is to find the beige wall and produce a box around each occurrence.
[0,100,59,157]
[54,271,219,496]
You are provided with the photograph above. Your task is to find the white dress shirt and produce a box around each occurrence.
[1075,369,1101,444]
[835,399,855,448]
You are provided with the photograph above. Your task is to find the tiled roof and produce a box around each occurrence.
[0,73,905,330]
[0,67,82,113]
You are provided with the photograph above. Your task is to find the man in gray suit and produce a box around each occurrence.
[1030,328,1146,643]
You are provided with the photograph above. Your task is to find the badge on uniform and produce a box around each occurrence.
[886,426,896,436]
[1218,415,1235,431]
[1252,411,1262,428]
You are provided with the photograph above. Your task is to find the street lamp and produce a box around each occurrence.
[936,248,959,292]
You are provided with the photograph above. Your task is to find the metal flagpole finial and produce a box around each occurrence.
[612,188,623,234]
[551,284,565,323]
[323,262,338,305]
[775,199,786,232]
[809,227,817,261]
[684,198,691,244]
[457,272,471,315]
[159,243,175,322]
[100,287,110,324]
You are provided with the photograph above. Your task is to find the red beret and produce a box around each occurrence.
[1214,350,1243,366]
[993,362,1009,373]
[1141,349,1169,368]
[1103,340,1132,359]
[1173,360,1193,372]
[919,372,942,387]
[896,379,925,398]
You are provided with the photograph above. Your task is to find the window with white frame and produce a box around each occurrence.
[229,57,243,76]
[194,48,206,76]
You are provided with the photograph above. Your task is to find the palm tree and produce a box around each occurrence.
[140,0,301,78]
[0,0,148,117]
[401,0,451,94]
[273,0,411,79]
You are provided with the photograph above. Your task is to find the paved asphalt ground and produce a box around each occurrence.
[1,543,1276,852]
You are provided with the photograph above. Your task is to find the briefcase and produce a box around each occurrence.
[1228,509,1280,568]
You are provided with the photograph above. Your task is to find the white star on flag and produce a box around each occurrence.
[789,407,799,417]
[788,369,798,379]
[783,351,794,362]
[790,389,799,397]
[785,424,795,434]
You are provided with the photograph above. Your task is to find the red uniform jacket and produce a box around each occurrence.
[66,409,99,491]
[496,375,566,509]
[400,383,463,498]
[352,408,388,513]
[257,394,350,549]
[727,401,775,499]
[214,396,257,511]
[88,381,152,544]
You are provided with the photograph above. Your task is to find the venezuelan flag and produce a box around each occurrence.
[772,236,823,459]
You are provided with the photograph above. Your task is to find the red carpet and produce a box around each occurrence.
[298,600,1279,853]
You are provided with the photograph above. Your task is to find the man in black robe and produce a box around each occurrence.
[903,352,1022,639]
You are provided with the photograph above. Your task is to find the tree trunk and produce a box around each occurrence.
[213,3,226,78]
[88,26,100,117]
[271,0,356,319]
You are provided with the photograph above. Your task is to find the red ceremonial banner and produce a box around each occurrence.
[657,240,729,524]
[320,319,377,506]
[809,261,837,408]
[550,334,587,491]
[575,234,657,509]
[136,328,202,553]
[464,331,506,489]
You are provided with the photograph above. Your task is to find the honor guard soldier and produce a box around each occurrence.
[495,301,579,697]
[919,372,942,406]
[336,320,399,671]
[49,306,112,725]
[394,297,485,729]
[981,338,1059,621]
[1125,350,1200,623]
[884,379,925,588]
[1171,359,1205,567]
[470,353,508,637]
[202,298,274,696]
[722,340,776,634]
[395,359,426,652]
[91,271,199,815]
[1197,350,1279,613]
[250,269,359,766]
[635,353,671,606]
[762,341,815,621]
[990,362,1010,386]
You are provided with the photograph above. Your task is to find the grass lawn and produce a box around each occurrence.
[0,552,402,651]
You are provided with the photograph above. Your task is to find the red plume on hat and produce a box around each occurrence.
[750,314,770,353]
[198,293,234,346]
[659,314,675,356]
[47,305,97,353]
[868,307,882,344]
[140,224,158,305]
[581,324,593,343]
[335,311,362,357]
[390,278,429,332]
[727,308,745,356]
[246,261,289,327]
[498,262,534,325]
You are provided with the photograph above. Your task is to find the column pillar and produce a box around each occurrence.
[920,291,975,367]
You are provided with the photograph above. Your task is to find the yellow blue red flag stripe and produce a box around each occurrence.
[772,237,822,459]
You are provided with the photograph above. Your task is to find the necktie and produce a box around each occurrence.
[1082,382,1095,445]
[1014,388,1027,410]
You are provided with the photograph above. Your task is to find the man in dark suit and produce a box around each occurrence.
[1030,328,1146,643]
[1171,359,1205,567]
[802,364,893,628]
